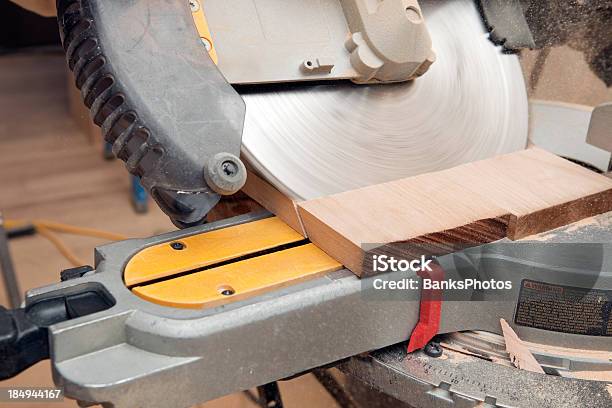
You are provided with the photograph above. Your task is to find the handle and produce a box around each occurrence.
[0,306,48,380]
[0,287,114,380]
[57,0,247,227]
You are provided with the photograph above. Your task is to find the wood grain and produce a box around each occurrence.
[441,147,612,239]
[500,318,545,374]
[242,170,305,235]
[298,147,612,276]
[298,167,513,275]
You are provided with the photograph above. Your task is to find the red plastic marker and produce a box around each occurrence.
[407,261,444,352]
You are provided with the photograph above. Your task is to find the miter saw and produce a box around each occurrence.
[1,0,611,407]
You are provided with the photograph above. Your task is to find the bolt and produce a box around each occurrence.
[204,152,246,195]
[424,341,443,358]
[189,0,200,12]
[221,160,238,177]
[170,241,186,250]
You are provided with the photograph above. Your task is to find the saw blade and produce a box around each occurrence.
[240,0,529,200]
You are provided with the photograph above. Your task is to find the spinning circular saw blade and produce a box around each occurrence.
[240,0,529,200]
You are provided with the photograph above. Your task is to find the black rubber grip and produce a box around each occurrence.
[0,289,114,380]
[56,0,246,227]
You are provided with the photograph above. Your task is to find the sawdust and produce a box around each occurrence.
[440,341,495,362]
[440,347,479,364]
[443,331,612,382]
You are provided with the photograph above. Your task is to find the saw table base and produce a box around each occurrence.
[20,211,611,407]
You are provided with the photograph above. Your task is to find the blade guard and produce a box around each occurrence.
[57,0,247,227]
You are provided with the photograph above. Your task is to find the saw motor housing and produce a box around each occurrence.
[195,0,435,85]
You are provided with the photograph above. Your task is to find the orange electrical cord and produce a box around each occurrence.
[5,219,127,266]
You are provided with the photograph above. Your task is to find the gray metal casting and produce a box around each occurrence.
[21,211,612,407]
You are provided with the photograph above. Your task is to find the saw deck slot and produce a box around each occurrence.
[127,237,310,288]
[131,243,342,309]
[124,216,342,309]
[124,216,305,287]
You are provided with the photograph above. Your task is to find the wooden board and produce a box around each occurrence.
[436,147,612,239]
[500,319,545,374]
[297,147,612,276]
[242,170,306,235]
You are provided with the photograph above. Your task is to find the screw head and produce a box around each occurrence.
[170,241,186,250]
[221,160,238,176]
[204,152,247,196]
[189,0,200,12]
[424,341,443,358]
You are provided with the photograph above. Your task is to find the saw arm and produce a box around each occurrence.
[56,0,439,227]
[57,0,248,227]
